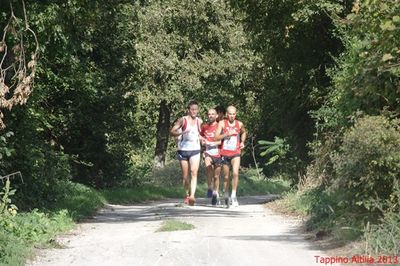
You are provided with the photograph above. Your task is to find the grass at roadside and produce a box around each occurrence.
[50,181,106,220]
[156,219,195,232]
[269,188,367,241]
[0,181,103,266]
[238,168,291,196]
[266,189,366,258]
[102,185,183,204]
[268,186,400,257]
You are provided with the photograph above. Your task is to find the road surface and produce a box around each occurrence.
[28,195,329,266]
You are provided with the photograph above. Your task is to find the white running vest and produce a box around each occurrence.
[177,117,201,151]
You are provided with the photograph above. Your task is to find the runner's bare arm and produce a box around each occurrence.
[240,122,247,148]
[214,120,226,141]
[170,118,183,137]
[200,124,206,145]
[198,119,206,142]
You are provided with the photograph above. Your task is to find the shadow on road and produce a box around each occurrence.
[84,195,280,224]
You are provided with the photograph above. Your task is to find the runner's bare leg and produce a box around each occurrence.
[189,154,201,198]
[222,164,230,196]
[204,156,213,192]
[231,157,241,193]
[179,160,190,195]
[214,164,221,194]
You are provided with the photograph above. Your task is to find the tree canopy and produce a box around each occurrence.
[0,0,398,212]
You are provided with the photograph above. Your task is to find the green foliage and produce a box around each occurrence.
[302,1,400,252]
[149,161,185,187]
[332,115,400,211]
[123,147,155,187]
[0,132,14,163]
[0,0,399,257]
[257,137,303,182]
[7,130,73,209]
[237,168,291,196]
[0,178,18,216]
[281,190,313,216]
[136,0,254,103]
[331,0,400,116]
[230,0,344,169]
[102,185,183,205]
[49,181,105,220]
[0,180,103,265]
[291,115,400,244]
[134,0,255,167]
[290,0,348,23]
[282,187,367,241]
[314,0,400,134]
[5,209,72,244]
[0,230,28,266]
[0,209,73,266]
[364,181,400,256]
[3,1,143,189]
[258,137,290,165]
[365,211,400,256]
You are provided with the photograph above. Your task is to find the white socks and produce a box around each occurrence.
[223,190,237,198]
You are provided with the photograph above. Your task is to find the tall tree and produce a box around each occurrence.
[2,0,143,197]
[134,0,254,168]
[230,0,346,171]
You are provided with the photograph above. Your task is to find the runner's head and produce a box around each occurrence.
[187,100,199,119]
[207,108,217,124]
[226,105,237,123]
[215,105,226,122]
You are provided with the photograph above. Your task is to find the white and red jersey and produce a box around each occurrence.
[220,119,241,156]
[201,122,221,158]
[177,116,201,151]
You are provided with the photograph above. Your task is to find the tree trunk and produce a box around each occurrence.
[154,100,171,168]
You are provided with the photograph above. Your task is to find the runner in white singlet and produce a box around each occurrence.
[170,101,203,206]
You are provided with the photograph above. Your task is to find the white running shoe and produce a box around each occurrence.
[231,197,239,207]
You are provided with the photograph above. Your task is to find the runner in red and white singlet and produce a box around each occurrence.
[215,105,247,207]
[200,108,222,206]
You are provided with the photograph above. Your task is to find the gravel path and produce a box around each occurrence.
[28,195,328,266]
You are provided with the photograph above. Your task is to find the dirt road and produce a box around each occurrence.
[28,195,327,266]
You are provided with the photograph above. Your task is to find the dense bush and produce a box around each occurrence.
[0,209,73,266]
[7,137,73,210]
[331,115,400,211]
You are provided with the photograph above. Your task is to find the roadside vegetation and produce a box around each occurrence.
[0,0,399,264]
